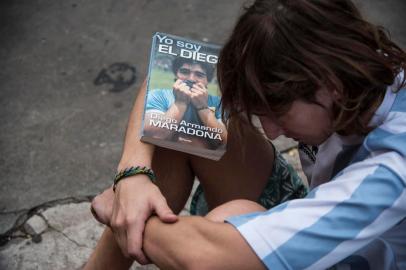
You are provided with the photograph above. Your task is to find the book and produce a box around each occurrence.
[140,32,226,160]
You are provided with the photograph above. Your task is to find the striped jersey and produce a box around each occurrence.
[227,74,406,270]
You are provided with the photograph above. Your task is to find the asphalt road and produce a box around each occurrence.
[1,0,405,236]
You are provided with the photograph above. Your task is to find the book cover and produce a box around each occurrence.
[141,32,226,160]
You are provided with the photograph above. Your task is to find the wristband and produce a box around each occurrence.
[113,166,156,192]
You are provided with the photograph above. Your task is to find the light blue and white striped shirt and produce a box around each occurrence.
[227,75,406,270]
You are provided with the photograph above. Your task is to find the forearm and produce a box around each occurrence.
[144,101,188,140]
[143,216,203,269]
[143,216,265,270]
[198,109,228,143]
[118,79,154,170]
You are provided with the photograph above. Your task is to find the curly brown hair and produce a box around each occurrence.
[218,0,406,135]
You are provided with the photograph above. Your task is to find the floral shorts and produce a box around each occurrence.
[190,150,308,215]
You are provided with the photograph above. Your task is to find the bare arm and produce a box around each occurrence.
[143,101,188,140]
[143,216,266,270]
[190,82,228,144]
[118,79,154,169]
[143,79,196,140]
[143,200,267,270]
[197,108,228,143]
[93,79,178,264]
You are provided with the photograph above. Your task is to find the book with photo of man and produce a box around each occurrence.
[140,32,227,160]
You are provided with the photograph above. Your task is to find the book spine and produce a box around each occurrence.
[140,32,159,138]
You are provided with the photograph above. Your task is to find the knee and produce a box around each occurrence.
[205,199,266,223]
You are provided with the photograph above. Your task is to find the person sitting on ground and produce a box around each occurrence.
[85,0,406,269]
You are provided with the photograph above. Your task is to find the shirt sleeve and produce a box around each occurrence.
[208,95,222,120]
[145,89,171,113]
[227,121,406,269]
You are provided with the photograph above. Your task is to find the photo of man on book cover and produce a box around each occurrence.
[144,55,227,150]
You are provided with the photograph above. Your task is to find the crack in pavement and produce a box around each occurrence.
[38,213,93,250]
[0,195,96,247]
[0,209,30,216]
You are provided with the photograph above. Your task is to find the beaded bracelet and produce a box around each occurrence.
[113,166,156,192]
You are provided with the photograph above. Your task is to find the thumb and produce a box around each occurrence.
[153,199,178,223]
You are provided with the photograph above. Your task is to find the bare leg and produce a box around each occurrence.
[84,122,273,270]
[152,147,195,214]
[191,121,274,210]
[84,227,134,270]
[151,120,274,213]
